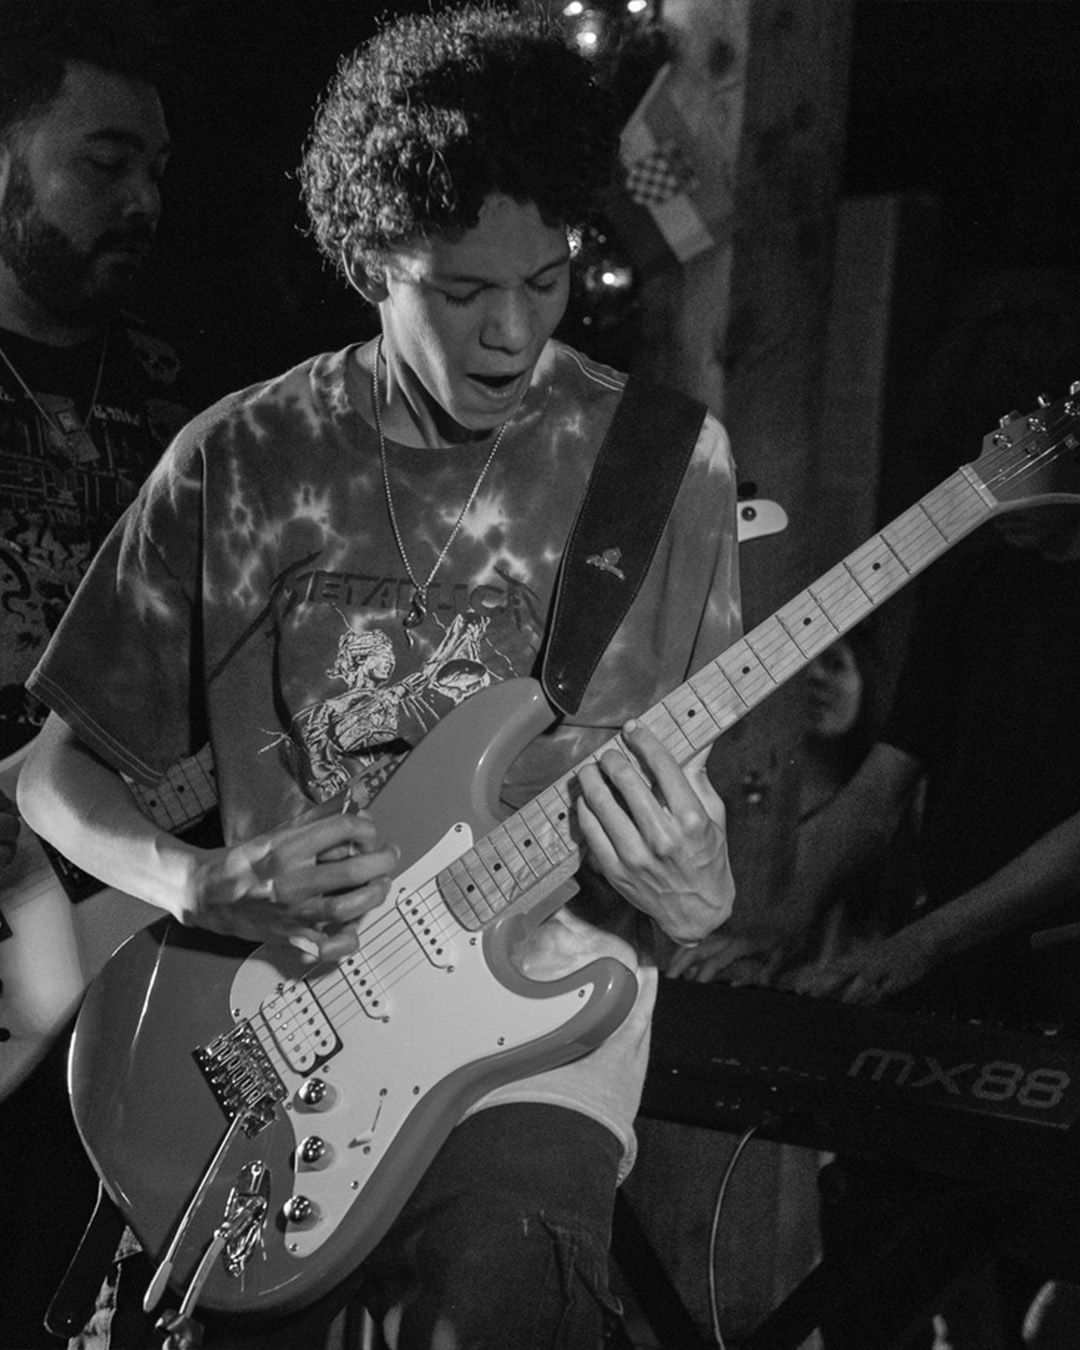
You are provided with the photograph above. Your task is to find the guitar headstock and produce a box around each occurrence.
[973,383,1080,509]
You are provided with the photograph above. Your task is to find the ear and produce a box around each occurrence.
[342,253,388,305]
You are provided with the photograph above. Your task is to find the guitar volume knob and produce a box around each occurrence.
[282,1194,319,1227]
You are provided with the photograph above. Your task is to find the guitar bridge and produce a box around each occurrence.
[193,1021,286,1137]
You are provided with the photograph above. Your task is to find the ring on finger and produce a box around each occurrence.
[257,876,284,906]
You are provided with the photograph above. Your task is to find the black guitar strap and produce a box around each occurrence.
[539,377,708,717]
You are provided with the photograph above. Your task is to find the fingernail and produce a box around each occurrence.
[291,934,320,960]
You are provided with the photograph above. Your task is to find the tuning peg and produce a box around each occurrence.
[1071,380,1080,396]
[1037,394,1051,407]
[998,411,1022,428]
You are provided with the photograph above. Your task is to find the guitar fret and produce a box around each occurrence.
[640,703,698,761]
[923,468,994,541]
[489,820,545,886]
[746,615,807,685]
[881,502,948,571]
[437,780,580,931]
[440,858,499,930]
[809,561,874,632]
[686,670,736,730]
[129,743,217,832]
[845,535,909,603]
[472,835,523,903]
[518,793,576,869]
[775,592,840,660]
[717,640,775,710]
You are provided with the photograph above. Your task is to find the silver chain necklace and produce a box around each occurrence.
[371,335,510,635]
[0,327,108,447]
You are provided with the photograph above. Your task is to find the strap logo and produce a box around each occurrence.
[585,547,626,581]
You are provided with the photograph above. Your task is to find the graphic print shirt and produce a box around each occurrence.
[30,338,741,1161]
[0,318,211,758]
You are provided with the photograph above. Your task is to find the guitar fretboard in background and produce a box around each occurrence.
[128,743,217,832]
[38,746,219,906]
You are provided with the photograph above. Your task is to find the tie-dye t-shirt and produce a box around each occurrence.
[29,337,741,1169]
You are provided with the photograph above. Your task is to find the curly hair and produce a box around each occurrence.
[299,3,619,277]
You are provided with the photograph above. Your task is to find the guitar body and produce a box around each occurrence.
[0,744,160,1100]
[69,678,638,1320]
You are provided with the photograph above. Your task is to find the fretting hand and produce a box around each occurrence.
[575,720,734,944]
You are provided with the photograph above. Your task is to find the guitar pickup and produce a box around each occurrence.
[398,886,455,969]
[338,946,391,1019]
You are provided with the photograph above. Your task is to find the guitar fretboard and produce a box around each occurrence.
[128,743,218,832]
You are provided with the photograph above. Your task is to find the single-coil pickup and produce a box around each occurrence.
[259,980,340,1073]
[339,947,391,1019]
[399,885,454,968]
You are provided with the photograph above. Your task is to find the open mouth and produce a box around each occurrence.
[470,371,524,390]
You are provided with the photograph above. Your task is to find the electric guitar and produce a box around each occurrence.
[67,391,1080,1323]
[0,742,216,1100]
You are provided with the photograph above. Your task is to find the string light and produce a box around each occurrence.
[559,0,658,60]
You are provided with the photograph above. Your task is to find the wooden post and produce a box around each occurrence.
[618,2,854,1344]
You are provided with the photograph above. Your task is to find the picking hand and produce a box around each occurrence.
[575,720,734,944]
[186,794,398,963]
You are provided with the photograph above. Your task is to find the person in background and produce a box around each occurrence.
[0,4,224,1346]
[672,621,922,987]
[791,624,923,969]
[18,6,741,1348]
[0,0,217,761]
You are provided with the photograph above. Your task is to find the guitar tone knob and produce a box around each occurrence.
[297,1135,332,1170]
[295,1077,336,1111]
[282,1194,319,1227]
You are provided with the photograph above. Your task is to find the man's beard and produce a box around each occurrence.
[0,154,151,324]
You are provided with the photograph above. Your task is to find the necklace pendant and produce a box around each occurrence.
[403,594,426,630]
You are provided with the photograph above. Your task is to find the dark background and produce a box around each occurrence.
[141,0,1080,384]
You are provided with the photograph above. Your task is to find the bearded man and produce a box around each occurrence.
[0,7,224,1346]
[0,0,213,762]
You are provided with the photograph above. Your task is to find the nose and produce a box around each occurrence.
[480,288,533,354]
[122,169,162,226]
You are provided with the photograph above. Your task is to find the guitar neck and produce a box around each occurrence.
[127,743,218,832]
[437,463,999,931]
[660,462,997,750]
